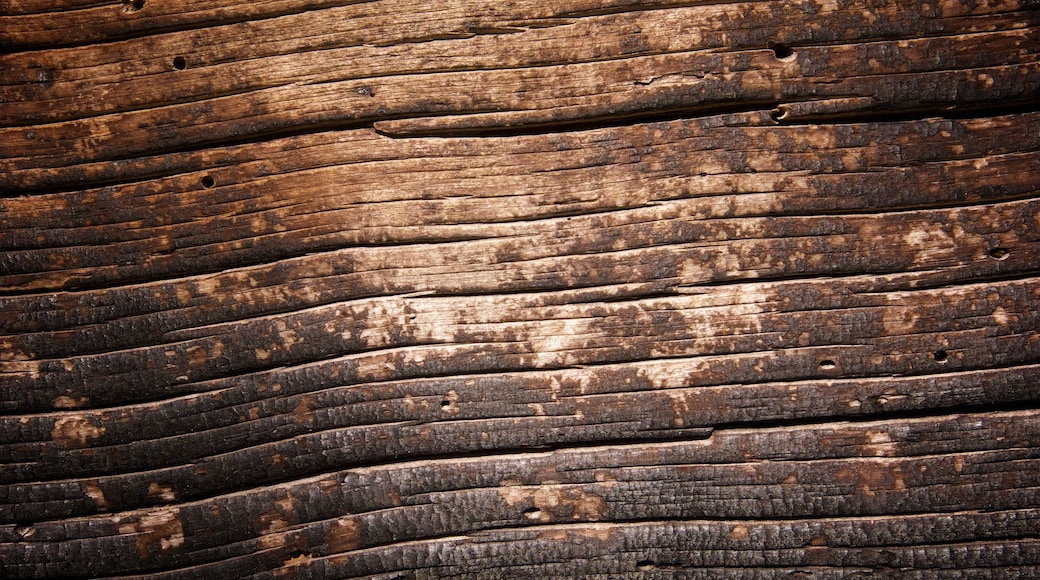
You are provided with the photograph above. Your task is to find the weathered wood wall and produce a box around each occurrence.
[2,0,1039,577]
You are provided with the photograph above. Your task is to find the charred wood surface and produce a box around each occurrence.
[1,0,1039,577]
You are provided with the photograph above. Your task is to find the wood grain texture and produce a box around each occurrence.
[1,0,1039,577]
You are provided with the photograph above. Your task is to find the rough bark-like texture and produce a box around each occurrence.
[1,0,1039,577]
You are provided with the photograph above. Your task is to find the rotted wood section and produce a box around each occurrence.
[2,0,1039,577]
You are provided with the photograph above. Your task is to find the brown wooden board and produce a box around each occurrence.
[1,0,1039,577]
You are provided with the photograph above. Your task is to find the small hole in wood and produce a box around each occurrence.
[121,0,145,12]
[200,175,215,188]
[172,56,187,70]
[523,507,542,520]
[636,560,656,571]
[933,350,948,363]
[769,108,788,123]
[819,359,836,370]
[440,400,452,411]
[988,247,1009,260]
[767,40,795,60]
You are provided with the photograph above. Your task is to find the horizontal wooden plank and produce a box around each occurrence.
[1,276,1036,514]
[4,360,1040,511]
[4,253,1039,406]
[5,36,1037,172]
[2,112,1038,293]
[2,194,1037,366]
[2,0,1037,172]
[2,411,1039,576]
[6,358,1040,462]
[6,0,1033,122]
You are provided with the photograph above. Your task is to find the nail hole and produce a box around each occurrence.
[988,247,1009,260]
[440,400,452,411]
[819,359,836,370]
[172,56,187,70]
[636,560,656,571]
[200,175,215,188]
[933,350,948,363]
[121,0,145,12]
[767,40,795,60]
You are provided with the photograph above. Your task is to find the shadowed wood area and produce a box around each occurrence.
[2,0,1039,577]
